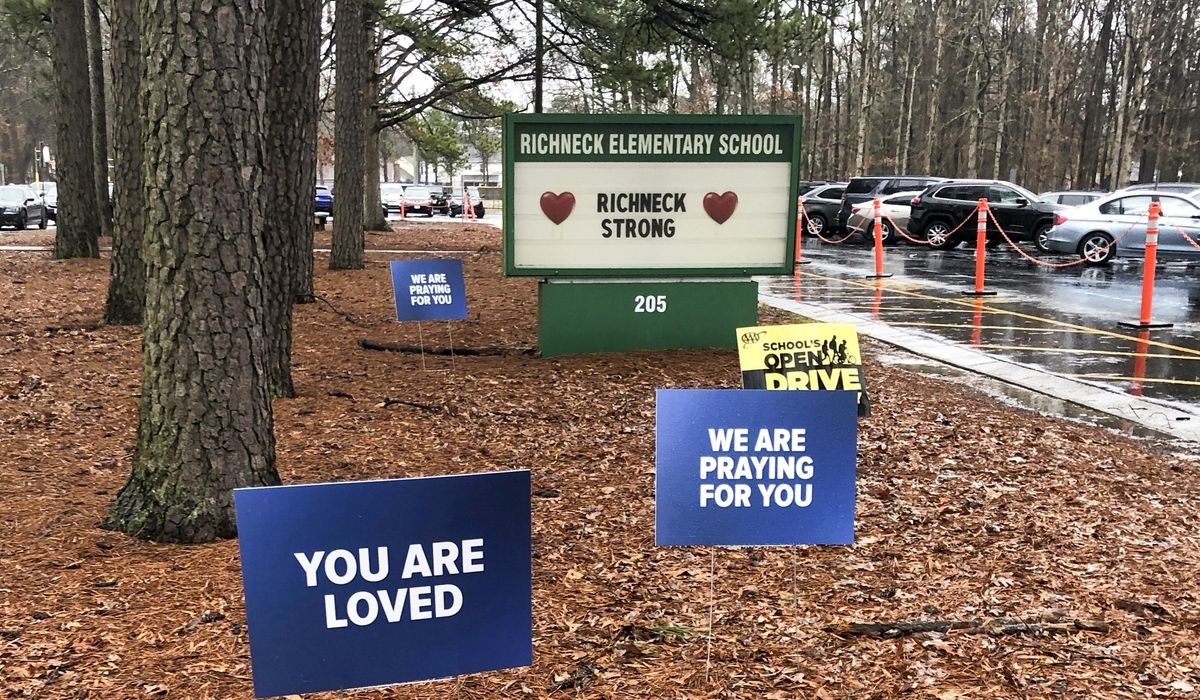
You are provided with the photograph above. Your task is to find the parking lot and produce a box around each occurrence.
[761,239,1200,414]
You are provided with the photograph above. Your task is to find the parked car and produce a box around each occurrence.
[846,191,925,244]
[797,180,832,195]
[314,186,333,225]
[32,181,57,222]
[800,183,846,237]
[0,185,47,230]
[1040,191,1105,206]
[837,176,943,233]
[399,184,438,217]
[1044,190,1200,265]
[446,186,485,218]
[313,186,386,226]
[908,179,1065,251]
[1118,182,1200,197]
[429,188,450,215]
[379,183,406,213]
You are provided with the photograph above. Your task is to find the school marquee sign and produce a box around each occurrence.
[503,114,802,277]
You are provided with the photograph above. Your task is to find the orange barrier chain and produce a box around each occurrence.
[888,214,932,245]
[1170,224,1200,252]
[987,209,1138,269]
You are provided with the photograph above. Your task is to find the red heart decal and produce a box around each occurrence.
[539,191,575,225]
[703,191,738,224]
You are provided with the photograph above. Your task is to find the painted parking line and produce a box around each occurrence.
[883,321,1096,334]
[971,344,1200,361]
[1062,374,1200,387]
[798,269,1200,359]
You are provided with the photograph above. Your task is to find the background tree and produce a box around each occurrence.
[261,0,320,397]
[403,111,465,183]
[49,0,98,259]
[0,1,54,184]
[105,0,278,543]
[83,0,110,237]
[463,116,503,183]
[331,0,367,270]
[103,0,143,325]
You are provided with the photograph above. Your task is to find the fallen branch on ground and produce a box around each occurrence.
[358,338,535,356]
[825,618,1111,638]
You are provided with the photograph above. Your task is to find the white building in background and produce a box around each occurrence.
[315,138,503,188]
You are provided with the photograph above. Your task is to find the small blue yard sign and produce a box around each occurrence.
[389,258,468,321]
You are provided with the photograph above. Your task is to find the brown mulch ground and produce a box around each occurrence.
[2,224,1199,699]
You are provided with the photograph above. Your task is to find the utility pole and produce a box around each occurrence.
[534,0,543,113]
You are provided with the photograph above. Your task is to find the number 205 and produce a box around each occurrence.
[634,295,667,313]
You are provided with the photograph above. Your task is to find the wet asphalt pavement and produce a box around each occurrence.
[758,236,1200,410]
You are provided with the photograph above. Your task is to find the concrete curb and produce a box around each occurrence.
[758,293,1200,443]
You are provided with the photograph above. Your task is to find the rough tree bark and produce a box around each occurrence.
[103,0,144,325]
[105,0,279,543]
[263,0,320,397]
[50,0,99,259]
[84,0,112,238]
[362,18,389,232]
[331,0,366,270]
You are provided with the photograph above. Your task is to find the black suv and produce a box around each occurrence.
[908,179,1066,251]
[836,176,943,232]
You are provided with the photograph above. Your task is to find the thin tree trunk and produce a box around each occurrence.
[922,10,945,175]
[363,18,389,231]
[50,0,99,259]
[1109,29,1132,188]
[331,0,366,269]
[106,0,278,543]
[262,0,320,398]
[103,0,144,325]
[84,0,112,238]
[852,0,872,175]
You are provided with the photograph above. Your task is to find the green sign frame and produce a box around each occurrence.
[502,113,802,278]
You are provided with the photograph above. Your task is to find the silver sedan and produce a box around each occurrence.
[1044,191,1200,265]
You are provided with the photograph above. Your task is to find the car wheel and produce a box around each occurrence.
[16,212,26,230]
[1033,224,1053,252]
[924,220,957,250]
[805,213,826,237]
[1078,231,1115,266]
[39,213,47,229]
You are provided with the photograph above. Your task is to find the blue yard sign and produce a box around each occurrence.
[389,258,469,321]
[234,470,531,698]
[656,389,858,546]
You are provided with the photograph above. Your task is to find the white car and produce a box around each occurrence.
[846,191,925,245]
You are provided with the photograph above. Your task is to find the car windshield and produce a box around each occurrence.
[0,186,28,204]
[846,178,885,195]
[315,187,330,195]
[406,187,434,198]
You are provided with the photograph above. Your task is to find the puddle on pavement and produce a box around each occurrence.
[875,350,1182,445]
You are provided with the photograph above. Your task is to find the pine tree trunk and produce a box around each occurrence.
[362,24,389,232]
[103,0,144,325]
[50,0,99,259]
[84,0,112,238]
[105,0,278,543]
[262,0,320,398]
[331,0,366,269]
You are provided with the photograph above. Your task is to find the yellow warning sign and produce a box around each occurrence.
[736,323,870,416]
